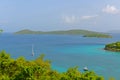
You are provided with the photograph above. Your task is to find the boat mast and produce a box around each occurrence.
[32,45,34,56]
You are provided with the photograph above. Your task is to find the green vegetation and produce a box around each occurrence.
[104,42,120,52]
[15,29,112,38]
[83,34,112,38]
[0,29,3,33]
[0,50,105,80]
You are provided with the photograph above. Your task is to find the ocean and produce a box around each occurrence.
[0,33,120,79]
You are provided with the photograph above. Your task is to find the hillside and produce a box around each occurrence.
[15,29,112,38]
[0,51,104,80]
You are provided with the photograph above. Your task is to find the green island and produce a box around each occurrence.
[15,29,112,38]
[83,34,112,38]
[0,51,106,80]
[0,29,3,32]
[104,42,120,52]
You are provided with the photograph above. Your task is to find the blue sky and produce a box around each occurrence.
[0,0,120,32]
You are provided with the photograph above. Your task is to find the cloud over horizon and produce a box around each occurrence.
[62,15,76,24]
[81,15,98,20]
[102,5,119,14]
[62,15,98,24]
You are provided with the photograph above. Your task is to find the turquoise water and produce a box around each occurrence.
[0,33,120,79]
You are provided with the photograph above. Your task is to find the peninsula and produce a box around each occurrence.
[104,42,120,52]
[15,29,112,38]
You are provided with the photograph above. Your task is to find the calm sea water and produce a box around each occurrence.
[0,33,120,79]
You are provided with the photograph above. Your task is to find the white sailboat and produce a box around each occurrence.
[32,45,34,56]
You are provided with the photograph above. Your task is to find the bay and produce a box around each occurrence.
[0,33,120,79]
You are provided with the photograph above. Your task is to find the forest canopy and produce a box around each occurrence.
[0,50,105,80]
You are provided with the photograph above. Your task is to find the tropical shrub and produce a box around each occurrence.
[0,51,105,80]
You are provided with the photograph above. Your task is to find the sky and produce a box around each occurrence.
[0,0,120,32]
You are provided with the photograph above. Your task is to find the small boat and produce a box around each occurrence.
[83,66,88,71]
[32,45,34,56]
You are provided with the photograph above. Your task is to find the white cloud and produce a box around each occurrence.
[62,15,76,24]
[62,15,98,24]
[81,15,98,20]
[102,5,119,14]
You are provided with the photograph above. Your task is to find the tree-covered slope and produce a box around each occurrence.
[0,51,105,80]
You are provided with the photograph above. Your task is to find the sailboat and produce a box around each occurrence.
[32,45,34,56]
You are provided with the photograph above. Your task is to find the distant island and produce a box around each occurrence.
[104,42,120,52]
[15,29,112,38]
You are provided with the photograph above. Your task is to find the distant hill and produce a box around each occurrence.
[15,29,112,38]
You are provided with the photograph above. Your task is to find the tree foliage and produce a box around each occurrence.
[0,51,105,80]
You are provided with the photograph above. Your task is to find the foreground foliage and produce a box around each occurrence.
[0,51,105,80]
